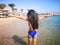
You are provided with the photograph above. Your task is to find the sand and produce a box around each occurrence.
[0,17,28,37]
[0,17,29,45]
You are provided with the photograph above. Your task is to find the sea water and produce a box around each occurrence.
[38,15,60,45]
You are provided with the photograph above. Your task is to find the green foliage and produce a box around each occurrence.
[0,4,6,9]
[8,4,15,9]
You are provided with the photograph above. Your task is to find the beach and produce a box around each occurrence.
[0,16,60,45]
[0,17,28,37]
[0,17,28,45]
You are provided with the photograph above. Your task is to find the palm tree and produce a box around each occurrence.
[0,4,8,17]
[0,4,6,10]
[8,4,15,14]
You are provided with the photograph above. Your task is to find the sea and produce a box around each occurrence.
[38,15,60,45]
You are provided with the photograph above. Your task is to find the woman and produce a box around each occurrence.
[9,10,55,45]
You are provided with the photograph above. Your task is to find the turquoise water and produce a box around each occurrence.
[38,15,60,45]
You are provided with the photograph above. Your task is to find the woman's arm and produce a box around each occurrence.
[39,13,56,20]
[9,14,27,21]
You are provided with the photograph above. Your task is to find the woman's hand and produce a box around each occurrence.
[39,13,56,20]
[50,13,56,16]
[8,14,27,21]
[8,14,15,17]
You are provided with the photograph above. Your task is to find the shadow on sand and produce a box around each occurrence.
[12,35,27,45]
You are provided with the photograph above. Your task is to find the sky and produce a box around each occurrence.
[0,0,60,13]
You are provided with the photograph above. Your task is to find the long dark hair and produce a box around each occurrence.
[27,10,39,30]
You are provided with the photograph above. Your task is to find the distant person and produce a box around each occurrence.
[9,10,55,45]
